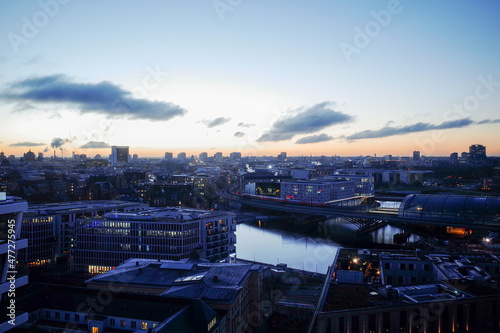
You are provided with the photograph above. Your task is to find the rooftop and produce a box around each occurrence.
[98,207,234,221]
[86,258,261,304]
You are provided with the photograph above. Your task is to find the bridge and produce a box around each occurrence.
[220,191,500,231]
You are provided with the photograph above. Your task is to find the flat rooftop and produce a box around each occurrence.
[99,207,233,221]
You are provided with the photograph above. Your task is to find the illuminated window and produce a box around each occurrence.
[142,322,148,330]
[92,328,99,333]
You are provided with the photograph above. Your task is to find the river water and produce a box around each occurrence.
[235,217,421,274]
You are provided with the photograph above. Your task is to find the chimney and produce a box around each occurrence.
[213,275,218,282]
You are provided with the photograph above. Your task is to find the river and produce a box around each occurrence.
[235,217,421,274]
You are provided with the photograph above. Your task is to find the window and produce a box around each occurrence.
[424,264,430,271]
[398,276,404,284]
[120,320,126,327]
[65,313,70,320]
[400,263,406,270]
[92,328,99,333]
[131,321,136,329]
[110,318,115,326]
[55,312,60,319]
[142,322,148,330]
[385,263,390,269]
[409,264,415,271]
[45,311,50,318]
[75,314,80,321]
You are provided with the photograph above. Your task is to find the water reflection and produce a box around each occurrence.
[235,222,340,274]
[235,217,421,274]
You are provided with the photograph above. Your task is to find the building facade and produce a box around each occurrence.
[72,208,236,274]
[0,194,29,332]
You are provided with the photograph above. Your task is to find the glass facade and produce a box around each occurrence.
[399,194,500,226]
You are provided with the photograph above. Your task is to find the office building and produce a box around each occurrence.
[469,144,486,161]
[310,248,500,333]
[0,194,29,332]
[110,146,129,167]
[214,152,223,162]
[86,258,263,333]
[494,167,500,195]
[412,150,420,161]
[164,152,173,159]
[72,207,236,274]
[278,152,287,161]
[14,283,217,332]
[177,152,187,159]
[19,201,148,267]
[199,152,208,161]
[279,179,355,204]
[229,152,241,160]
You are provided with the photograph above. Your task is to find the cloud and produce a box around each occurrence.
[79,141,111,149]
[477,119,500,124]
[237,122,255,128]
[1,75,187,121]
[257,102,353,142]
[234,131,245,138]
[296,133,333,144]
[51,137,73,149]
[201,117,231,128]
[346,118,474,141]
[9,141,45,147]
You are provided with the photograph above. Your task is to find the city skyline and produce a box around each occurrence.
[1,1,500,157]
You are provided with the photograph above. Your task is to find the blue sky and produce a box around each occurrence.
[1,0,499,157]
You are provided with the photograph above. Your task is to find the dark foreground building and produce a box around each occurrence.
[309,248,500,333]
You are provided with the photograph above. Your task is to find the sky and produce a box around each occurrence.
[1,0,500,158]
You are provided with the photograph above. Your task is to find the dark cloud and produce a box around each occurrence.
[43,147,49,153]
[9,141,45,147]
[79,141,111,149]
[257,102,353,142]
[51,137,73,149]
[346,118,474,141]
[237,122,255,128]
[201,117,231,128]
[296,133,333,144]
[477,119,500,124]
[234,131,245,138]
[1,75,187,121]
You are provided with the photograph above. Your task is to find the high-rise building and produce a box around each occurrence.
[0,194,29,331]
[469,144,486,160]
[229,152,241,160]
[132,154,138,160]
[412,150,420,161]
[177,152,187,159]
[164,152,173,159]
[199,152,208,161]
[111,146,130,167]
[278,152,287,161]
[493,167,500,195]
[214,152,223,162]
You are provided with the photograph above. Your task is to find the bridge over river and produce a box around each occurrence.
[221,191,500,231]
